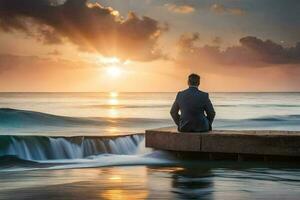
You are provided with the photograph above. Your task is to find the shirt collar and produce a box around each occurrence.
[188,86,199,89]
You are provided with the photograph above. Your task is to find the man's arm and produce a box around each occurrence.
[170,94,180,126]
[204,93,216,127]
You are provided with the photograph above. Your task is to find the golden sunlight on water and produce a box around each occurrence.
[108,92,120,118]
[108,98,119,106]
[99,167,149,200]
[0,167,152,199]
[108,108,119,118]
[101,189,148,200]
[106,127,120,134]
[108,175,122,181]
[2,165,299,199]
[109,91,119,98]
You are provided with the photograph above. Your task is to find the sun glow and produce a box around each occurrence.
[106,66,122,78]
[100,56,120,64]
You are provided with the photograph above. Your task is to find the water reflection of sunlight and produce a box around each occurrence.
[108,98,119,105]
[110,91,119,98]
[150,167,185,173]
[107,127,119,134]
[101,189,148,200]
[109,175,122,181]
[109,108,119,118]
[108,92,120,118]
[100,168,148,200]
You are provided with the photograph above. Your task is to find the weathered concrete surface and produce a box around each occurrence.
[145,129,201,152]
[145,127,300,157]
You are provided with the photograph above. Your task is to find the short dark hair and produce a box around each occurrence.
[188,73,200,86]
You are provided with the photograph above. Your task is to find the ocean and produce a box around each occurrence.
[0,92,300,199]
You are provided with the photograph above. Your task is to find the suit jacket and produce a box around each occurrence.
[170,87,216,132]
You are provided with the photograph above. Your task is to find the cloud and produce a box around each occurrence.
[176,33,300,67]
[210,3,246,16]
[0,53,107,91]
[176,34,300,91]
[165,3,195,14]
[212,36,222,45]
[0,0,167,61]
[0,54,38,72]
[0,54,91,72]
[48,49,61,56]
[177,32,200,50]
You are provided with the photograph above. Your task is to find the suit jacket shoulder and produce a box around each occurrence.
[177,89,186,97]
[179,88,188,93]
[198,90,209,97]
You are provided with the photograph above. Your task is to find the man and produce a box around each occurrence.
[170,73,216,132]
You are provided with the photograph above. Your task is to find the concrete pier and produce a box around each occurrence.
[145,127,300,161]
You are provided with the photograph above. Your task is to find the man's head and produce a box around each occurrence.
[188,73,200,87]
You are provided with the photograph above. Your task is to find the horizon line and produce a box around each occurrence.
[0,91,300,93]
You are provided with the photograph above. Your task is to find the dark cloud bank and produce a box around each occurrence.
[1,0,299,68]
[177,33,300,66]
[0,0,166,61]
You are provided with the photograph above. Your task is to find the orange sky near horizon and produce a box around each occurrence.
[0,0,299,92]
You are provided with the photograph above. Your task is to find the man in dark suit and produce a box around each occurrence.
[170,73,216,132]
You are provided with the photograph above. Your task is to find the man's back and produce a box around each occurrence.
[170,87,215,132]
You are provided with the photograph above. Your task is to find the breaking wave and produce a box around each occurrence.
[0,134,144,161]
[0,108,170,128]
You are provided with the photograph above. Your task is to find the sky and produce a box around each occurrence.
[0,0,299,92]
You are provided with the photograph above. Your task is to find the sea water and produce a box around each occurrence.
[0,92,300,199]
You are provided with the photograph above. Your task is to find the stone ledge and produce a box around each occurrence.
[145,127,300,157]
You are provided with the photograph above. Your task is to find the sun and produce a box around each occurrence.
[106,66,122,78]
